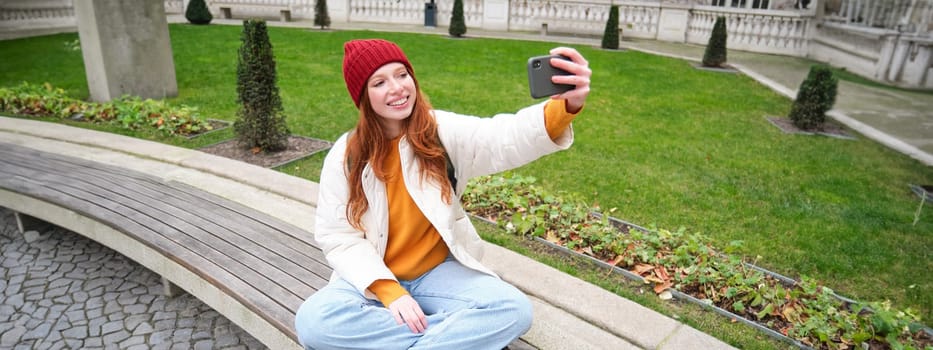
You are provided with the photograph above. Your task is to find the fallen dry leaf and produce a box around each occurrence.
[655,265,671,281]
[653,280,673,294]
[643,276,665,284]
[630,263,654,276]
[608,254,625,267]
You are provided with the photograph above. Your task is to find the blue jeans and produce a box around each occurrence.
[294,257,533,350]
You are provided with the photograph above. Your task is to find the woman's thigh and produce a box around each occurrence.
[295,279,420,350]
[408,259,530,317]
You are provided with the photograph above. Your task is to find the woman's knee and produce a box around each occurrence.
[483,285,532,335]
[294,297,328,348]
[506,292,533,333]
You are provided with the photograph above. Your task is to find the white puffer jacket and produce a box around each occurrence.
[313,101,574,299]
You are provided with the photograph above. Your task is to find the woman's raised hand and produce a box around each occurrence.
[548,47,592,113]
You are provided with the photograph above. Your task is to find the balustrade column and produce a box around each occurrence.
[844,0,856,23]
[322,0,350,23]
[482,0,508,30]
[658,3,691,42]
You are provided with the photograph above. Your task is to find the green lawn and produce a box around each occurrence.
[1,23,930,345]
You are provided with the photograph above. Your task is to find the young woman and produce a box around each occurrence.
[295,39,591,350]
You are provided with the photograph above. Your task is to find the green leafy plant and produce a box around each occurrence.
[235,19,289,152]
[463,174,932,349]
[0,82,83,119]
[702,16,728,68]
[449,0,467,38]
[314,0,331,29]
[185,0,213,25]
[64,39,81,52]
[0,82,212,136]
[601,5,620,50]
[102,96,210,134]
[789,64,838,131]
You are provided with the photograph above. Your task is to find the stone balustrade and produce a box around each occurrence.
[617,2,662,38]
[689,7,811,55]
[0,0,75,32]
[165,0,185,13]
[344,0,484,28]
[824,0,930,33]
[0,5,73,23]
[507,0,612,36]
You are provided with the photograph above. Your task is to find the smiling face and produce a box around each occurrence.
[366,62,417,138]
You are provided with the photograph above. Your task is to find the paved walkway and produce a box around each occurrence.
[0,209,265,350]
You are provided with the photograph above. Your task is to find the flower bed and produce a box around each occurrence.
[462,174,932,350]
[0,82,215,137]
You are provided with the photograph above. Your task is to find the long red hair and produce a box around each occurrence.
[344,83,452,231]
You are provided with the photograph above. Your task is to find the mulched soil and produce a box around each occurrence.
[198,135,332,168]
[766,116,855,139]
[693,63,739,73]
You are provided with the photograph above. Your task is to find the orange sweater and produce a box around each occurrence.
[368,99,579,306]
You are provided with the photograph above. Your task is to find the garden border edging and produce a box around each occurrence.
[471,212,933,349]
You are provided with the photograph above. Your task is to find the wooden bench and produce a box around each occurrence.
[0,141,326,349]
[0,140,537,349]
[213,1,293,22]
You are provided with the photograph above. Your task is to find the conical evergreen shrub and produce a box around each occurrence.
[789,64,838,130]
[314,0,331,29]
[601,5,620,50]
[449,0,467,37]
[702,16,728,68]
[235,19,289,152]
[185,0,213,25]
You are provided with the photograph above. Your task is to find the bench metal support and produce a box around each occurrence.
[13,211,50,235]
[161,276,185,297]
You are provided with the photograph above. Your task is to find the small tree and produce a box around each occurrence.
[449,0,467,37]
[235,20,289,152]
[601,5,620,50]
[789,65,838,130]
[702,16,728,68]
[185,0,213,25]
[314,0,331,29]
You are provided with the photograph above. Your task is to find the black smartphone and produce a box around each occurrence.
[527,55,574,99]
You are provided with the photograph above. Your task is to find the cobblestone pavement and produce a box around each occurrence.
[0,208,268,350]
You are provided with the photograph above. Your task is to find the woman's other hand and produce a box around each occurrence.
[388,295,428,333]
[549,47,592,114]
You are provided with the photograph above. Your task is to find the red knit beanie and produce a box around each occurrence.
[343,39,415,108]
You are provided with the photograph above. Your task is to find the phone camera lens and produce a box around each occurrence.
[533,61,541,69]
